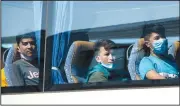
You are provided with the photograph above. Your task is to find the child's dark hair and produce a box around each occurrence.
[94,39,116,55]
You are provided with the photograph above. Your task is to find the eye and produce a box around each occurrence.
[29,41,35,45]
[105,53,109,56]
[154,36,160,40]
[21,41,35,46]
[21,42,28,46]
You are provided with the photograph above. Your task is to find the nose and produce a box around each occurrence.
[109,54,114,61]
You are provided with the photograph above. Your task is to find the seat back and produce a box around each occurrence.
[175,41,180,69]
[127,38,145,80]
[170,41,180,57]
[3,44,20,64]
[169,41,180,69]
[64,41,95,83]
[1,47,7,69]
[3,44,20,86]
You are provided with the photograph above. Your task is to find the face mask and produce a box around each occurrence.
[101,62,116,70]
[152,39,168,55]
[20,53,36,61]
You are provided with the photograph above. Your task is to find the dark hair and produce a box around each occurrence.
[142,23,165,41]
[94,39,116,55]
[141,23,165,56]
[16,32,36,45]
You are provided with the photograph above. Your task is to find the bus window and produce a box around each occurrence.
[1,1,45,94]
[43,1,179,92]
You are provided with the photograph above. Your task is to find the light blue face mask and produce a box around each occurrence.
[101,62,117,71]
[101,63,113,69]
[152,39,168,55]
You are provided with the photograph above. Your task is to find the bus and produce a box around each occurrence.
[1,1,179,105]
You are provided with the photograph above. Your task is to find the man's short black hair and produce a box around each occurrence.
[16,31,36,45]
[141,23,165,40]
[94,39,116,54]
[141,23,165,56]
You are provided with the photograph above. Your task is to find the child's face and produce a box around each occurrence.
[95,46,115,64]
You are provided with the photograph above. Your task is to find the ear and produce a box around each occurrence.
[95,56,101,63]
[145,41,150,48]
[17,46,21,53]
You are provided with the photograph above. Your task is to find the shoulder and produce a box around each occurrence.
[13,59,23,65]
[13,59,29,68]
[139,56,155,69]
[140,56,152,63]
[90,64,103,72]
[89,70,108,80]
[91,71,105,77]
[89,64,109,75]
[88,71,108,82]
[88,65,106,78]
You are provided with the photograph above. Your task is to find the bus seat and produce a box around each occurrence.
[168,41,180,69]
[64,41,95,83]
[127,38,145,80]
[3,44,20,64]
[1,68,8,87]
[168,41,180,58]
[45,32,90,85]
[175,41,180,69]
[2,48,10,65]
[3,44,20,86]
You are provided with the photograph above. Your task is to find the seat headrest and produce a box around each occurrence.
[64,41,95,83]
[10,44,21,62]
[174,41,180,57]
[127,38,145,80]
[174,41,180,69]
[12,44,20,62]
[70,41,95,68]
[137,38,145,50]
[3,44,20,64]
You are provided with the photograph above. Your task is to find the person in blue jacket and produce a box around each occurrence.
[139,23,179,80]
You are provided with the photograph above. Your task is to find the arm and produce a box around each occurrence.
[135,75,141,80]
[146,70,166,79]
[10,64,25,86]
[139,57,165,80]
[88,72,108,82]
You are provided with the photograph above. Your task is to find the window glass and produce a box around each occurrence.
[1,1,179,93]
[44,1,179,91]
[1,1,45,93]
